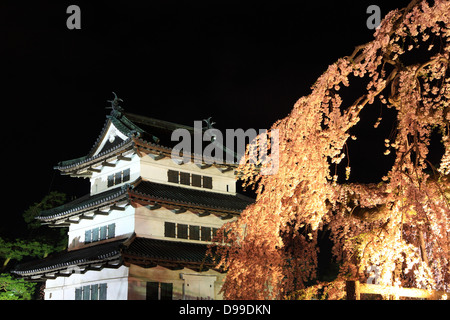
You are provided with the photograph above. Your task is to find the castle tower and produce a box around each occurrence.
[13,96,252,300]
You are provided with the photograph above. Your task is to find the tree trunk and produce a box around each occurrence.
[418,230,429,266]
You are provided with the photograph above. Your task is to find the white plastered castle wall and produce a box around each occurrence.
[140,153,237,194]
[67,205,135,249]
[134,205,230,241]
[90,153,140,195]
[44,265,129,300]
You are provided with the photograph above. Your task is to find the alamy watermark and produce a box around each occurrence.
[171,120,279,175]
[66,5,81,30]
[66,5,380,31]
[366,5,381,30]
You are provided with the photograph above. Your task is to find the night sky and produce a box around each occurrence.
[2,0,413,236]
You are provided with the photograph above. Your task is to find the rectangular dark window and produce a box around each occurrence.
[85,230,92,243]
[99,283,107,300]
[92,227,99,242]
[108,223,116,238]
[167,170,179,183]
[82,285,90,300]
[91,284,99,300]
[201,227,212,241]
[164,222,219,243]
[180,172,190,185]
[164,223,222,242]
[168,170,214,189]
[146,282,159,300]
[114,171,122,185]
[160,283,173,300]
[146,282,172,300]
[107,174,114,187]
[100,226,107,240]
[75,284,106,300]
[191,174,202,187]
[123,168,130,182]
[164,222,176,238]
[75,288,82,300]
[189,225,200,240]
[203,176,213,189]
[177,224,188,239]
[86,224,115,244]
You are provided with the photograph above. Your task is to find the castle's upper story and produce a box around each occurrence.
[54,103,240,196]
[34,100,253,240]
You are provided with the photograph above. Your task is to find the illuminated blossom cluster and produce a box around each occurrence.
[213,0,450,299]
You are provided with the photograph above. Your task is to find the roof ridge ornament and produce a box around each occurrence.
[202,117,216,130]
[106,92,124,113]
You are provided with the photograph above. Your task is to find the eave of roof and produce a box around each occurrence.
[11,239,124,281]
[129,179,254,217]
[35,177,253,226]
[55,138,135,172]
[36,185,130,224]
[121,236,221,272]
[12,236,224,280]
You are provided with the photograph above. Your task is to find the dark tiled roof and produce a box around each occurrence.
[13,237,220,278]
[131,180,254,213]
[123,112,192,149]
[55,110,239,172]
[12,239,124,278]
[55,110,188,171]
[122,237,216,269]
[56,111,145,170]
[55,138,134,170]
[36,185,129,221]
